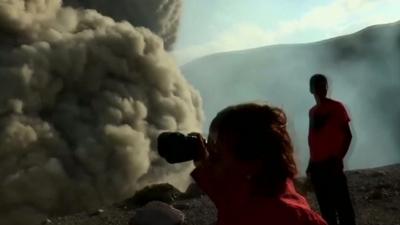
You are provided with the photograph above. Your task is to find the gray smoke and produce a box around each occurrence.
[182,21,400,172]
[0,0,202,224]
[62,0,182,50]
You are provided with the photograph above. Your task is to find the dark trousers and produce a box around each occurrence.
[308,159,356,225]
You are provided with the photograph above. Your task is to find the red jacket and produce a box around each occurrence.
[192,166,327,225]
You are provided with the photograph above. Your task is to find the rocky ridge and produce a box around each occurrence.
[47,164,400,225]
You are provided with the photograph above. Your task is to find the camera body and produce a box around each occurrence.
[157,132,204,163]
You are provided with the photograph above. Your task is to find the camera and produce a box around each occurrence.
[157,132,205,164]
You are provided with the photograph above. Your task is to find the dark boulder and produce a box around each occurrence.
[125,184,183,208]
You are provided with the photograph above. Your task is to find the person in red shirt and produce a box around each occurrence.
[307,74,356,225]
[191,103,327,225]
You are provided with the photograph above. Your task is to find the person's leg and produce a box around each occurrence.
[334,172,356,225]
[310,173,338,225]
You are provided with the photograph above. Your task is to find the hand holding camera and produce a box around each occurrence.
[157,132,208,164]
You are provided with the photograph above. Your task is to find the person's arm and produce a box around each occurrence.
[337,103,352,159]
[340,122,352,159]
[307,109,313,177]
[190,133,224,204]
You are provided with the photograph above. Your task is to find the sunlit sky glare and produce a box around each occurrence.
[172,0,400,64]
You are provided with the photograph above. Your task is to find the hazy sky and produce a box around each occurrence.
[173,0,400,64]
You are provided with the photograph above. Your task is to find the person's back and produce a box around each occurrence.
[227,183,325,225]
[191,103,327,225]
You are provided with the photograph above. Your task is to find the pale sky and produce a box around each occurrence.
[172,0,400,65]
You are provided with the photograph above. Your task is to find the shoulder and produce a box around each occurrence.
[329,99,350,113]
[327,99,347,110]
[276,193,326,225]
[278,184,327,224]
[279,200,327,225]
[327,99,349,115]
[327,99,350,122]
[309,105,317,115]
[283,199,327,225]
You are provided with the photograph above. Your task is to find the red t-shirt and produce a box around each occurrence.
[308,99,350,162]
[191,166,327,225]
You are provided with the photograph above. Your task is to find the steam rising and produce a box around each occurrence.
[0,0,202,224]
[183,21,400,171]
[63,0,182,50]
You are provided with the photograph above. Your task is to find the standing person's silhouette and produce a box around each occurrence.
[307,74,356,225]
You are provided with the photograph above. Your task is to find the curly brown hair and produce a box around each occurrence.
[209,102,297,196]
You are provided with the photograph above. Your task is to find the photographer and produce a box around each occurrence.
[189,103,327,225]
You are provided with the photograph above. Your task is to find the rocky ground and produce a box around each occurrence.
[47,164,400,225]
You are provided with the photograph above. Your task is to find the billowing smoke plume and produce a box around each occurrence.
[62,0,182,50]
[0,0,202,224]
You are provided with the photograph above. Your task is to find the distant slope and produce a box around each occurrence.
[182,21,400,170]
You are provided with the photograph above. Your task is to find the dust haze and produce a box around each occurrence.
[182,22,400,171]
[63,0,182,50]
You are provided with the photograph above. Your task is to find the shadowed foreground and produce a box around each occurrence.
[50,164,400,225]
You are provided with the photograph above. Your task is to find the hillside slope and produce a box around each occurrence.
[182,21,400,170]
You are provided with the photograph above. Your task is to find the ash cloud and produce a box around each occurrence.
[62,0,182,50]
[0,0,202,224]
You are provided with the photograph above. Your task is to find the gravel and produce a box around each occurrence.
[49,164,400,225]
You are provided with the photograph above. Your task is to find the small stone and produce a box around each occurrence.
[371,170,387,177]
[378,171,387,176]
[42,218,52,224]
[358,185,367,192]
[173,202,191,210]
[130,201,185,225]
[126,183,183,208]
[369,189,384,200]
[89,208,105,216]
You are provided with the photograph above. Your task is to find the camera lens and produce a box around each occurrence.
[157,132,196,163]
